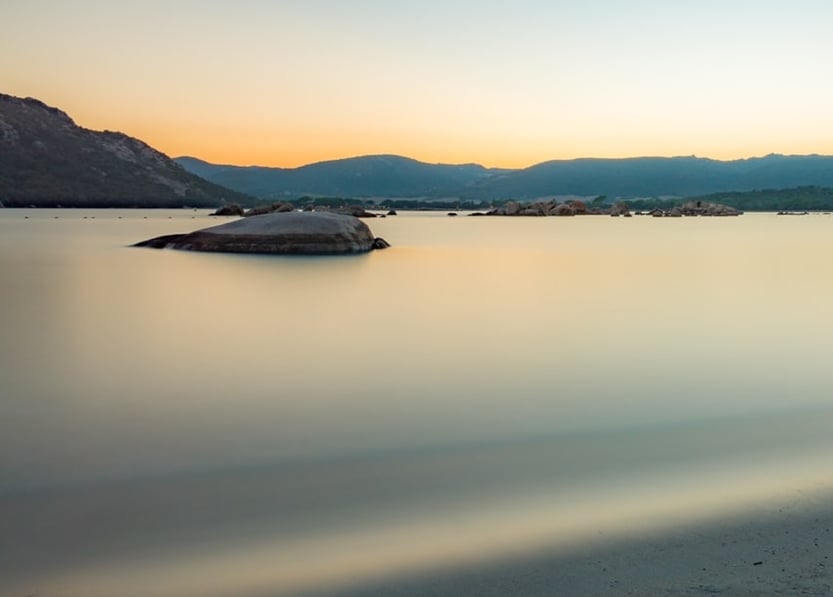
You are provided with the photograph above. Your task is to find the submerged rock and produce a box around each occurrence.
[134,211,389,255]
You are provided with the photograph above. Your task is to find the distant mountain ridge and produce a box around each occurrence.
[177,154,833,201]
[0,94,253,207]
[176,155,506,201]
[4,92,832,207]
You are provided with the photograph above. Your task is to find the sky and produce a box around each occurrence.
[2,0,832,168]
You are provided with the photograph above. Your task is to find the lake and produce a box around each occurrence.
[2,209,833,596]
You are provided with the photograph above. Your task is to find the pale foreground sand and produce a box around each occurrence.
[327,489,833,596]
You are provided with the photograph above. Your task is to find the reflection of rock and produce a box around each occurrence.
[135,211,388,254]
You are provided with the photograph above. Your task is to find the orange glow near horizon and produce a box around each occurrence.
[64,103,833,171]
[2,2,833,169]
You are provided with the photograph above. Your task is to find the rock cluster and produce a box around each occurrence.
[210,204,246,216]
[477,199,741,217]
[226,202,382,218]
[331,205,380,218]
[609,201,631,216]
[482,199,605,217]
[638,201,742,217]
[244,202,295,217]
[135,211,389,255]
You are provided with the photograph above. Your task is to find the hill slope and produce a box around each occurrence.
[0,94,253,207]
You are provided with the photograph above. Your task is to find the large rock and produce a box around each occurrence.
[134,211,388,254]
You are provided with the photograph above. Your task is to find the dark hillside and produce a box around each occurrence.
[0,94,253,207]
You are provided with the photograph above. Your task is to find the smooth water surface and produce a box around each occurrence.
[3,209,833,595]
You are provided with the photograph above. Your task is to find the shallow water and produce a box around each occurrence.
[2,209,833,595]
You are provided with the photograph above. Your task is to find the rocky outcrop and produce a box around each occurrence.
[678,201,742,216]
[295,204,380,218]
[244,202,294,217]
[474,198,743,218]
[609,201,630,216]
[134,211,389,255]
[210,204,245,216]
[332,205,378,218]
[0,93,254,208]
[550,203,575,216]
[642,201,743,217]
[482,199,606,216]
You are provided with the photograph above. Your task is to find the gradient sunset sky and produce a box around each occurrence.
[2,0,831,168]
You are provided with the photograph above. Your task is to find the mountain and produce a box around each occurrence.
[175,155,506,200]
[459,155,833,200]
[0,94,253,207]
[178,154,833,201]
[6,92,832,206]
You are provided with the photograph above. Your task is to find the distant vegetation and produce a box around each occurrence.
[628,187,833,212]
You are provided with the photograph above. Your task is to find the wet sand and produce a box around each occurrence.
[330,488,833,597]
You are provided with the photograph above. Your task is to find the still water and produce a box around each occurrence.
[2,209,833,595]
